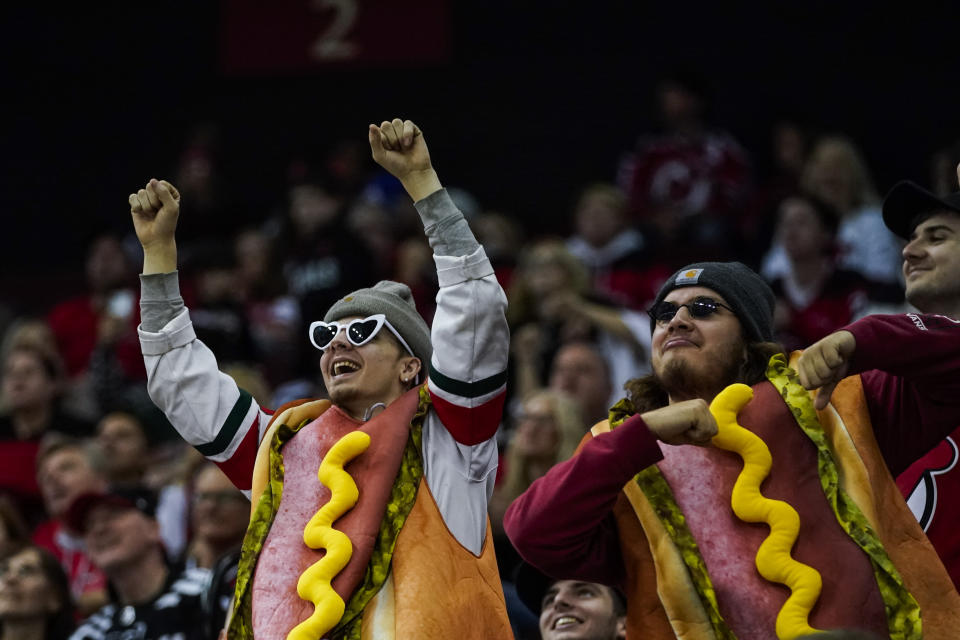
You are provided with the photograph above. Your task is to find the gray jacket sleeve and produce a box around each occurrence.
[415,188,480,257]
[137,271,267,493]
[415,188,509,556]
[139,272,186,332]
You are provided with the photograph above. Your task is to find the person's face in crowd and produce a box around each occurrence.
[527,258,570,300]
[288,184,341,235]
[96,413,148,480]
[38,448,107,521]
[657,82,702,131]
[902,212,960,313]
[513,395,560,460]
[778,197,832,261]
[1,349,57,413]
[0,548,61,621]
[539,580,626,640]
[650,286,745,402]
[177,147,214,195]
[319,316,420,420]
[773,122,806,175]
[346,200,396,260]
[549,343,612,420]
[84,505,160,573]
[575,193,624,249]
[191,465,249,547]
[804,142,856,213]
[85,235,130,294]
[472,213,520,264]
[235,230,272,285]
[198,266,240,304]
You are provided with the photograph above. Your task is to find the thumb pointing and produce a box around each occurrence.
[814,382,838,411]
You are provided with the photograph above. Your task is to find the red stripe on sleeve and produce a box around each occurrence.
[215,414,260,491]
[429,390,505,445]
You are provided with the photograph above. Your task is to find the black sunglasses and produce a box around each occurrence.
[647,297,734,324]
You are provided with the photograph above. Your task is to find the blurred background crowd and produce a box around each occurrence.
[2,2,959,639]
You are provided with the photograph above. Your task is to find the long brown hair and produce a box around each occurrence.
[0,544,75,640]
[623,341,785,414]
[0,497,29,555]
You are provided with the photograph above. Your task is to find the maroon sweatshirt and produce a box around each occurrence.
[503,312,960,587]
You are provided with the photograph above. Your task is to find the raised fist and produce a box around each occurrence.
[129,179,180,250]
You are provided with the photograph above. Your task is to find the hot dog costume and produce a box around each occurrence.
[139,189,513,639]
[504,263,960,639]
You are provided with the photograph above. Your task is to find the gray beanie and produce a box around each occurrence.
[324,280,433,367]
[651,262,775,342]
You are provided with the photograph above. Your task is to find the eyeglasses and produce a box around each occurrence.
[647,297,734,325]
[308,314,414,356]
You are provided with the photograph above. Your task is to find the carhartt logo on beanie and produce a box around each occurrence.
[651,262,775,342]
[675,268,704,285]
[324,281,433,366]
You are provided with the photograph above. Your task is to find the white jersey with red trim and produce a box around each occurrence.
[138,189,508,555]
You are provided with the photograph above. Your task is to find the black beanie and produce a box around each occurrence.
[651,262,775,342]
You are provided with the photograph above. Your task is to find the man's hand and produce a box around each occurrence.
[368,118,441,201]
[129,179,180,274]
[641,399,718,446]
[796,330,856,410]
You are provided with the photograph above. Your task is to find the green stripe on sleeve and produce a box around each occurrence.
[428,365,507,399]
[196,389,254,457]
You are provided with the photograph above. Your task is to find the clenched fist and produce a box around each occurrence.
[641,399,718,446]
[368,118,441,202]
[796,330,856,410]
[128,178,180,274]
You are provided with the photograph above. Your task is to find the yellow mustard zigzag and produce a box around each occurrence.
[709,384,823,640]
[288,430,371,640]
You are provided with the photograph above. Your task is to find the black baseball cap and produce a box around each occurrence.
[65,487,158,534]
[513,563,625,616]
[515,562,555,615]
[881,180,960,239]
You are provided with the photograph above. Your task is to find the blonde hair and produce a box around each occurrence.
[800,135,880,211]
[506,239,591,327]
[576,183,627,214]
[500,389,586,501]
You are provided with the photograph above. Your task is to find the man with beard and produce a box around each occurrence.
[505,262,960,638]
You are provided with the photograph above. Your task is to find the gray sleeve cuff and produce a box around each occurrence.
[414,188,480,257]
[139,272,186,332]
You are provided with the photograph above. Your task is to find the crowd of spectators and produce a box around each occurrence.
[0,69,955,639]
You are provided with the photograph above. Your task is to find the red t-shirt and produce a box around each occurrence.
[32,519,107,600]
[47,293,145,379]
